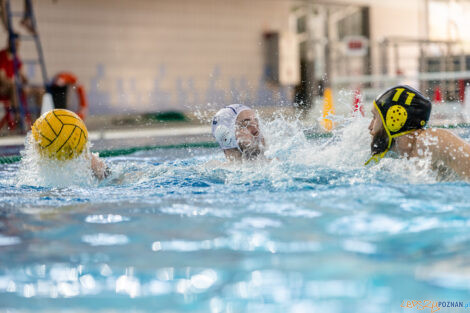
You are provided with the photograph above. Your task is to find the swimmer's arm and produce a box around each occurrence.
[422,129,470,179]
[90,153,109,180]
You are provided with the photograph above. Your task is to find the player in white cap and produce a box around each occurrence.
[211,104,265,161]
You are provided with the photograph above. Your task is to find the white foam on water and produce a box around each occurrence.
[81,99,448,187]
[82,233,129,246]
[16,133,97,188]
[84,214,130,224]
[200,111,442,186]
[0,234,21,246]
[15,102,453,189]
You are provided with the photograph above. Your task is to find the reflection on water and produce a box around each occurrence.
[1,116,470,312]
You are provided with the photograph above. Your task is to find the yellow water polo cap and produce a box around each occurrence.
[365,85,431,165]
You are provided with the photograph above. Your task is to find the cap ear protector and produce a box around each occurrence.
[213,124,238,149]
[365,85,432,165]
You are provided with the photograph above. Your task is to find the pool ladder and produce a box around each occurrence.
[3,0,48,132]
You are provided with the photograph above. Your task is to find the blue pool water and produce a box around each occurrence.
[1,117,470,313]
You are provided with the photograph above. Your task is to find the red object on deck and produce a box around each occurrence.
[0,100,17,131]
[459,80,465,103]
[352,87,364,116]
[433,86,442,103]
[0,91,31,132]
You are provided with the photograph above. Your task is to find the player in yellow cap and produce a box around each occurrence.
[31,109,108,179]
[367,85,470,180]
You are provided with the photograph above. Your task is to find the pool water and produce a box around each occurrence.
[1,116,470,313]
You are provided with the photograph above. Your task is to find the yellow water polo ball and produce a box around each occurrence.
[31,109,88,160]
[386,105,407,132]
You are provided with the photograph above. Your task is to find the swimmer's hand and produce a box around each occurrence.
[90,153,110,180]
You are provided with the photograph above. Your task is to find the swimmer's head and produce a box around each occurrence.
[212,104,264,160]
[366,85,431,165]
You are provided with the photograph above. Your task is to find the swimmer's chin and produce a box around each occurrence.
[223,148,268,163]
[239,139,265,160]
[240,143,267,161]
[241,148,262,160]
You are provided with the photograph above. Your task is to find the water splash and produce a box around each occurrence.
[199,113,441,187]
[3,110,470,312]
[16,134,98,188]
[13,109,457,190]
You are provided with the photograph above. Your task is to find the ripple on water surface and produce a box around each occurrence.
[1,117,470,312]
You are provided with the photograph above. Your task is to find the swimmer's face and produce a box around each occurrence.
[369,105,384,137]
[369,104,390,155]
[235,110,265,159]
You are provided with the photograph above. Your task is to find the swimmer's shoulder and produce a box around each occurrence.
[411,128,448,160]
[421,127,454,136]
[417,128,470,179]
[418,127,444,139]
[416,128,460,148]
[418,128,468,147]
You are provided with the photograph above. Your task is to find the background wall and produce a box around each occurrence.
[3,0,291,115]
[3,0,467,116]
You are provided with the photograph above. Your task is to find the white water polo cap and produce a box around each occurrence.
[211,104,251,150]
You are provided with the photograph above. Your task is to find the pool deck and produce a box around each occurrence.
[0,105,466,157]
[0,106,298,156]
[0,123,214,156]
